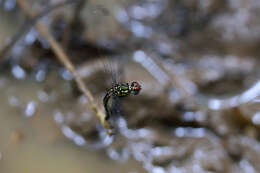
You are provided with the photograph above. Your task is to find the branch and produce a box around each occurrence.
[16,0,114,135]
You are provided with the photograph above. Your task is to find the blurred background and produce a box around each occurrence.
[0,0,260,173]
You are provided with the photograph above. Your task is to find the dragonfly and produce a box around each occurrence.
[102,59,142,123]
[103,81,142,121]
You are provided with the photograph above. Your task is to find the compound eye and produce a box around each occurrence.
[131,81,141,95]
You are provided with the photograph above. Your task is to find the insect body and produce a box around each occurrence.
[103,81,141,120]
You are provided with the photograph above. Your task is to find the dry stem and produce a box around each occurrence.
[16,0,113,135]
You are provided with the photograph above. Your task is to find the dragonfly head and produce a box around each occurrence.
[131,81,141,95]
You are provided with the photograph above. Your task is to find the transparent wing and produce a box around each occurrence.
[102,56,124,85]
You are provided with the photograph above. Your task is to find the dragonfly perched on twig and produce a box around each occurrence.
[102,58,142,130]
[103,81,141,120]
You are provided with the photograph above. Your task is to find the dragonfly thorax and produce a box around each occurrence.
[112,83,131,97]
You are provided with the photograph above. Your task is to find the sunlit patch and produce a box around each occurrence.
[174,127,206,138]
[61,125,86,146]
[133,50,169,85]
[252,112,260,125]
[240,159,257,173]
[183,111,195,121]
[130,20,153,38]
[107,148,129,162]
[35,69,46,82]
[115,8,129,23]
[61,125,76,139]
[25,28,37,45]
[24,101,37,117]
[53,111,64,124]
[37,90,49,102]
[208,99,221,110]
[59,68,72,81]
[73,135,86,146]
[3,0,16,11]
[11,65,26,79]
[151,146,173,157]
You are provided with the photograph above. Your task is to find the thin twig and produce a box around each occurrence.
[16,0,113,135]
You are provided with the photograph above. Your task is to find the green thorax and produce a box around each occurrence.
[111,83,132,97]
